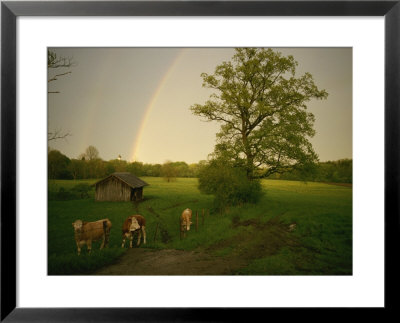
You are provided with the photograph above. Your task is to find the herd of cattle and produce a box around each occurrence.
[72,208,193,255]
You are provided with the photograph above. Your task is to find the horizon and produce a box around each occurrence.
[49,147,352,166]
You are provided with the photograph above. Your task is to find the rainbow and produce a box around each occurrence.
[130,48,186,162]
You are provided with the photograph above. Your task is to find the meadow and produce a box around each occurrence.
[48,177,352,275]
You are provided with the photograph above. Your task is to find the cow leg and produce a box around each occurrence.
[76,242,81,256]
[87,240,92,254]
[181,226,186,238]
[129,233,133,248]
[122,237,126,248]
[137,230,142,246]
[77,240,86,255]
[102,221,108,249]
[122,233,129,248]
[142,226,146,244]
[100,235,105,249]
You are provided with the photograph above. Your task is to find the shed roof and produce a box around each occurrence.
[95,172,149,189]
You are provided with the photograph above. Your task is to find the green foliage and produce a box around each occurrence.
[48,181,94,201]
[108,159,128,173]
[48,149,72,179]
[71,183,92,198]
[49,144,351,187]
[142,163,162,177]
[55,187,74,200]
[126,161,144,176]
[268,159,352,183]
[198,159,263,210]
[191,48,328,179]
[68,159,86,180]
[161,160,178,182]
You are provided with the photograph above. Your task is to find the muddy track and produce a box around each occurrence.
[94,248,247,275]
[94,218,297,275]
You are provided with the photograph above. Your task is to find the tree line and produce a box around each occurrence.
[48,147,206,180]
[267,158,352,184]
[48,146,351,184]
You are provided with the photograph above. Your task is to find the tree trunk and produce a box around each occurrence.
[241,124,254,179]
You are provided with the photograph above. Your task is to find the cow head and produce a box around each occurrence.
[72,220,83,233]
[182,219,193,231]
[129,217,140,232]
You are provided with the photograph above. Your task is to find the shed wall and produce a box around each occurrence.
[95,177,131,201]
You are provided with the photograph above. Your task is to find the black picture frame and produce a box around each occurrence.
[1,1,399,321]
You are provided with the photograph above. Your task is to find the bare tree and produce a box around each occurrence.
[48,50,75,93]
[84,145,100,161]
[48,128,71,142]
[48,49,76,141]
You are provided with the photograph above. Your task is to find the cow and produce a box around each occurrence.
[72,218,112,255]
[180,208,193,238]
[122,215,147,248]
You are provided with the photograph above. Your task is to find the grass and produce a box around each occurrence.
[48,177,352,275]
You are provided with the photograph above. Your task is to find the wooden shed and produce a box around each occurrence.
[94,172,149,202]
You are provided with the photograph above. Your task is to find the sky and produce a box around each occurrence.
[48,47,352,164]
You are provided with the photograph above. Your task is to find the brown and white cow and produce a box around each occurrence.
[122,215,146,248]
[72,218,112,255]
[180,208,193,238]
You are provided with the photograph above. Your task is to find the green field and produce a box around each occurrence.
[48,177,352,275]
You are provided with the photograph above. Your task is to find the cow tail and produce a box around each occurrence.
[103,220,110,246]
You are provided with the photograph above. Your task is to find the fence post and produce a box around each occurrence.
[180,217,182,240]
[196,211,198,232]
[153,222,159,242]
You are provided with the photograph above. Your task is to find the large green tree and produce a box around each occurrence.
[191,48,328,179]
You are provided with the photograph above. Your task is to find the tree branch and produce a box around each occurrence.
[48,71,72,83]
[48,130,71,142]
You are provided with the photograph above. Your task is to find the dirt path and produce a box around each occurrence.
[94,248,247,275]
[94,218,298,275]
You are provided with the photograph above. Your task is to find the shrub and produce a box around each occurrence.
[71,183,93,199]
[56,187,74,200]
[198,159,263,211]
[48,184,93,201]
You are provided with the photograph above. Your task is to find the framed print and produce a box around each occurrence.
[1,0,399,321]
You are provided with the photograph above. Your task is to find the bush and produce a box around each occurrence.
[198,159,263,211]
[56,187,75,200]
[48,184,93,201]
[71,183,93,199]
